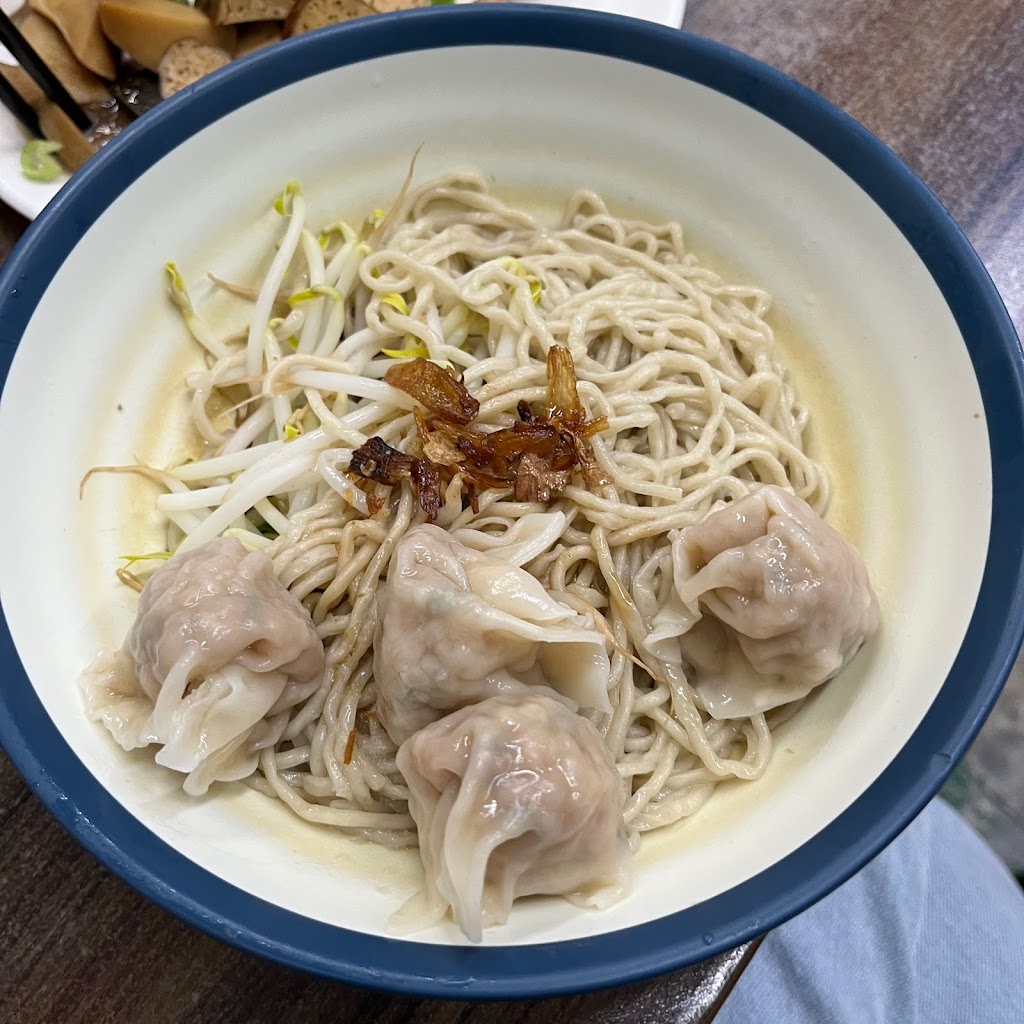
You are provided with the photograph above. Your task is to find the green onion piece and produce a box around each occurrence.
[287,335,299,350]
[20,139,63,183]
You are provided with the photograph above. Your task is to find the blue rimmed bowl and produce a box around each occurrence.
[0,3,1022,999]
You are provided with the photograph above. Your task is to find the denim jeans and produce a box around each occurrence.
[719,799,1024,1022]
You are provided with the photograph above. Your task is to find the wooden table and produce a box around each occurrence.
[1,2,1021,1021]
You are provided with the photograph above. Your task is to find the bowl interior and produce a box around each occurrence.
[0,28,994,955]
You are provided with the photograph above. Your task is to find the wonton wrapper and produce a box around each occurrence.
[81,537,325,795]
[646,485,879,719]
[374,518,611,744]
[396,691,629,942]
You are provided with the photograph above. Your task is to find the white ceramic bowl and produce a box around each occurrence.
[1,4,1022,998]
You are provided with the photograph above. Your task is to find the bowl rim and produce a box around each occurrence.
[1,3,1023,1000]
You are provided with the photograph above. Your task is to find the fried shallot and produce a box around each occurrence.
[350,347,607,519]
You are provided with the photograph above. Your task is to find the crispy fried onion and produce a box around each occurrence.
[382,357,480,425]
[348,346,608,517]
[348,436,442,520]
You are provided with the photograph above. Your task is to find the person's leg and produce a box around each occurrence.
[717,799,1024,1024]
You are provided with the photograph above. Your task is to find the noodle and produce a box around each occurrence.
[126,172,828,849]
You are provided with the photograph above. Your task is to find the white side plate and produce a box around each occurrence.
[0,1,686,221]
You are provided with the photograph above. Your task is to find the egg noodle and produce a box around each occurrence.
[117,171,827,849]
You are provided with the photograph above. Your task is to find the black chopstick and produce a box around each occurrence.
[0,11,90,132]
[0,72,41,138]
